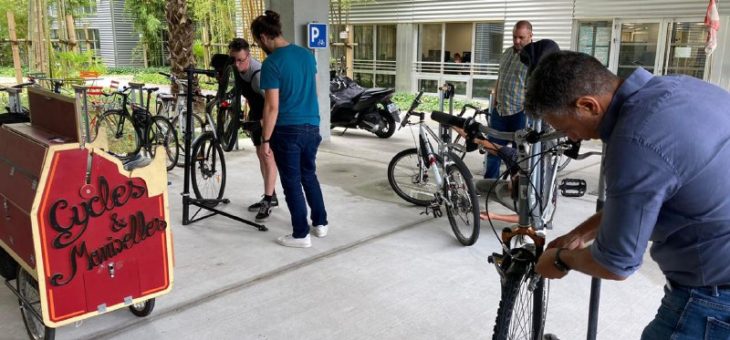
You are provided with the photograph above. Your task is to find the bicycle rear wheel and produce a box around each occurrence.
[492,248,547,340]
[443,154,480,246]
[172,112,205,166]
[217,105,240,152]
[387,148,441,206]
[95,110,141,161]
[147,116,179,171]
[191,133,227,200]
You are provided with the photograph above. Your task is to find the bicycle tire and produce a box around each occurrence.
[492,248,547,340]
[387,148,441,206]
[217,105,240,152]
[191,133,227,200]
[147,116,179,171]
[171,112,205,166]
[443,153,480,246]
[17,268,56,340]
[95,110,141,161]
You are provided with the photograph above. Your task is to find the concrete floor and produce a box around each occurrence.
[0,124,665,339]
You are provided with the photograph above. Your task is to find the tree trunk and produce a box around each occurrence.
[165,0,195,93]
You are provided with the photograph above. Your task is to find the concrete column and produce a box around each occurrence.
[266,0,332,140]
[395,23,416,93]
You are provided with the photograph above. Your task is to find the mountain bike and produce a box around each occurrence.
[94,86,179,170]
[430,111,597,340]
[387,91,480,246]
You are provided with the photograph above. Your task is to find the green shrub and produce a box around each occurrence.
[391,92,488,114]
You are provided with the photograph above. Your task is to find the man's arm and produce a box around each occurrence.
[537,246,627,280]
[262,89,279,144]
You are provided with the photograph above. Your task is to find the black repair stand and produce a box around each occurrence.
[181,67,267,232]
[586,144,607,340]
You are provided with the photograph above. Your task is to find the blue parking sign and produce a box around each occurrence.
[307,23,328,49]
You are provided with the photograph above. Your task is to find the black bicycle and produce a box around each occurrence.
[94,87,179,170]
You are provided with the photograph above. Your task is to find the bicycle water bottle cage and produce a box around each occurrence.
[559,178,587,197]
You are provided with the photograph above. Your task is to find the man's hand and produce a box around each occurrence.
[536,248,570,279]
[546,232,587,250]
[262,142,272,158]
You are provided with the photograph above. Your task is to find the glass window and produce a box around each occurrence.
[452,81,467,96]
[577,21,612,66]
[472,79,497,99]
[375,74,395,88]
[617,23,659,78]
[329,24,346,70]
[376,25,396,61]
[474,23,503,64]
[354,72,373,87]
[354,25,374,60]
[665,22,708,79]
[418,24,442,62]
[444,23,472,63]
[418,79,439,93]
[76,29,101,52]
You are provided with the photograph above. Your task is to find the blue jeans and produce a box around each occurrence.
[484,109,526,179]
[270,124,328,238]
[641,282,730,340]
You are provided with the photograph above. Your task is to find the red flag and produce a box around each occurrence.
[705,0,720,55]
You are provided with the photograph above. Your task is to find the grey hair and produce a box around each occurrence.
[525,51,617,118]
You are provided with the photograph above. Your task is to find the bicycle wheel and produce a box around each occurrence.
[492,248,547,340]
[94,110,141,161]
[443,154,480,246]
[191,133,227,200]
[172,112,205,166]
[387,148,441,206]
[217,105,240,152]
[17,268,56,340]
[147,116,179,171]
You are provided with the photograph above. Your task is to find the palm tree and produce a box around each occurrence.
[165,0,195,93]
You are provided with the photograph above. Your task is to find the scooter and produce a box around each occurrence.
[329,74,400,138]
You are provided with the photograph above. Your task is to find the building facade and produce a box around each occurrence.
[333,0,730,99]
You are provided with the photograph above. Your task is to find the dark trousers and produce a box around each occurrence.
[270,124,328,238]
[484,109,526,179]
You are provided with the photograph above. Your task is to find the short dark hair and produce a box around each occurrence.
[514,20,532,32]
[251,10,282,40]
[228,38,250,52]
[525,51,618,118]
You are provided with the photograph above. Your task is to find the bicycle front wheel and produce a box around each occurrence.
[95,110,141,161]
[191,133,227,200]
[216,105,240,152]
[492,249,547,340]
[147,116,179,171]
[172,112,205,166]
[387,148,441,206]
[443,154,480,246]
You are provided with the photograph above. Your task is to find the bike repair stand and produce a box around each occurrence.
[586,144,607,340]
[438,83,455,143]
[180,67,267,231]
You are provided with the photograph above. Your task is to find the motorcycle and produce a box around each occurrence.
[329,75,400,138]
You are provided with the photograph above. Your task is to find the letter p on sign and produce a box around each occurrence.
[308,23,328,49]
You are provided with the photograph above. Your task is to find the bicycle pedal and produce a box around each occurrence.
[559,178,587,197]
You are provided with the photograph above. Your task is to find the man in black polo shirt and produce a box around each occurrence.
[228,38,278,221]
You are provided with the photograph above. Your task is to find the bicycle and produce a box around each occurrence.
[189,95,228,202]
[387,91,481,246]
[94,86,180,171]
[156,72,206,166]
[214,61,243,152]
[430,111,597,340]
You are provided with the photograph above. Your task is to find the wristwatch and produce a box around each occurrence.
[554,248,571,272]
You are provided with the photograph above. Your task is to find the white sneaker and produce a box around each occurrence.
[311,225,328,238]
[276,234,311,248]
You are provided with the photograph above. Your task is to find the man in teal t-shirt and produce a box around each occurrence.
[252,10,328,248]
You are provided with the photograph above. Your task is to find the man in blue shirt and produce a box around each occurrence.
[528,51,730,339]
[251,10,328,248]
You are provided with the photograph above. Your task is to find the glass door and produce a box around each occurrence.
[663,21,709,79]
[613,22,662,78]
[611,19,709,80]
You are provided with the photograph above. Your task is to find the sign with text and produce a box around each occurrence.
[37,148,172,326]
[307,23,328,49]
